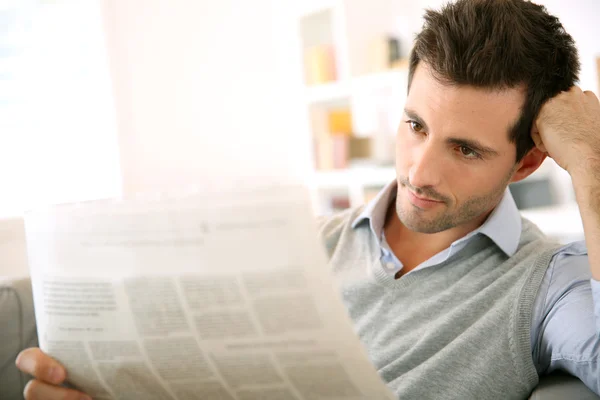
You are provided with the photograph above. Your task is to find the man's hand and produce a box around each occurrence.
[532,86,600,178]
[15,347,91,400]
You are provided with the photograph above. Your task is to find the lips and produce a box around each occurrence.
[410,191,442,203]
[407,190,444,210]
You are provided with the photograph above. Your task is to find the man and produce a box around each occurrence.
[15,0,600,398]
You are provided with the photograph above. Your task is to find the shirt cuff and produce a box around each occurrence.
[592,278,600,332]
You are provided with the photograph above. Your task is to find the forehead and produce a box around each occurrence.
[407,64,525,144]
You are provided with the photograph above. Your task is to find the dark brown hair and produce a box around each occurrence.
[408,0,580,161]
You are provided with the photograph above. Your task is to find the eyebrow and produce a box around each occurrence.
[403,107,500,157]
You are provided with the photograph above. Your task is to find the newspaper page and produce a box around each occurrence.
[24,184,395,400]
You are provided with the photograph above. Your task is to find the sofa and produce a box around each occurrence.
[1,278,38,400]
[1,277,599,400]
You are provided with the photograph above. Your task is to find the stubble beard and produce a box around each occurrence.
[395,171,514,234]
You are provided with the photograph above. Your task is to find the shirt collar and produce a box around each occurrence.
[351,180,521,257]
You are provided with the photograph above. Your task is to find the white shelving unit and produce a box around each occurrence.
[297,1,412,215]
[305,80,349,104]
[305,68,410,105]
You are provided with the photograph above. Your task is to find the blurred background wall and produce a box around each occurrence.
[101,0,311,194]
[1,0,599,276]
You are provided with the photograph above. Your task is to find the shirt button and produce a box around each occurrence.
[385,262,396,271]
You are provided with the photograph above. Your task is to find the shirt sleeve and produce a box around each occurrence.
[531,240,600,395]
[593,278,600,333]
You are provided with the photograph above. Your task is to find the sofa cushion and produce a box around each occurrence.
[530,372,599,400]
[0,277,38,400]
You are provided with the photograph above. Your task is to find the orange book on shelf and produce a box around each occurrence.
[304,44,337,86]
[327,109,352,136]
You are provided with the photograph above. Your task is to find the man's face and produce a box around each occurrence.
[394,64,525,233]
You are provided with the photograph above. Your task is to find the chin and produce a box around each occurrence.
[402,217,449,234]
[396,204,455,234]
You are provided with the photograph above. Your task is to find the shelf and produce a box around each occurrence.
[309,166,394,214]
[305,67,409,106]
[312,166,395,188]
[305,80,350,105]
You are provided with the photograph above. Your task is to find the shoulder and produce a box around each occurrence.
[519,219,587,274]
[549,241,589,270]
[316,206,365,259]
[545,241,592,294]
[551,240,588,257]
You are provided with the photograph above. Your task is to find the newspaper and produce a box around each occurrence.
[24,185,395,400]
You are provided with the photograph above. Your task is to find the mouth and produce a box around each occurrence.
[410,192,443,203]
[407,190,444,209]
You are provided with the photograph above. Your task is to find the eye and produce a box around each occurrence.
[458,145,480,159]
[406,120,424,133]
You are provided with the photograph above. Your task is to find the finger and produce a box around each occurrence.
[23,379,91,400]
[16,348,66,385]
[530,125,547,153]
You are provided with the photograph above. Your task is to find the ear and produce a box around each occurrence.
[510,147,547,184]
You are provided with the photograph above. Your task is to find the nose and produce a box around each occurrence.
[408,141,442,189]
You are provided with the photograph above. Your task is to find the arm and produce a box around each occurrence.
[573,169,600,332]
[573,173,600,282]
[532,86,600,394]
[532,244,600,394]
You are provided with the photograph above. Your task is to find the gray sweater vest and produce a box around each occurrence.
[319,207,560,399]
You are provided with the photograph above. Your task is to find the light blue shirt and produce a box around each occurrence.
[352,181,600,385]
